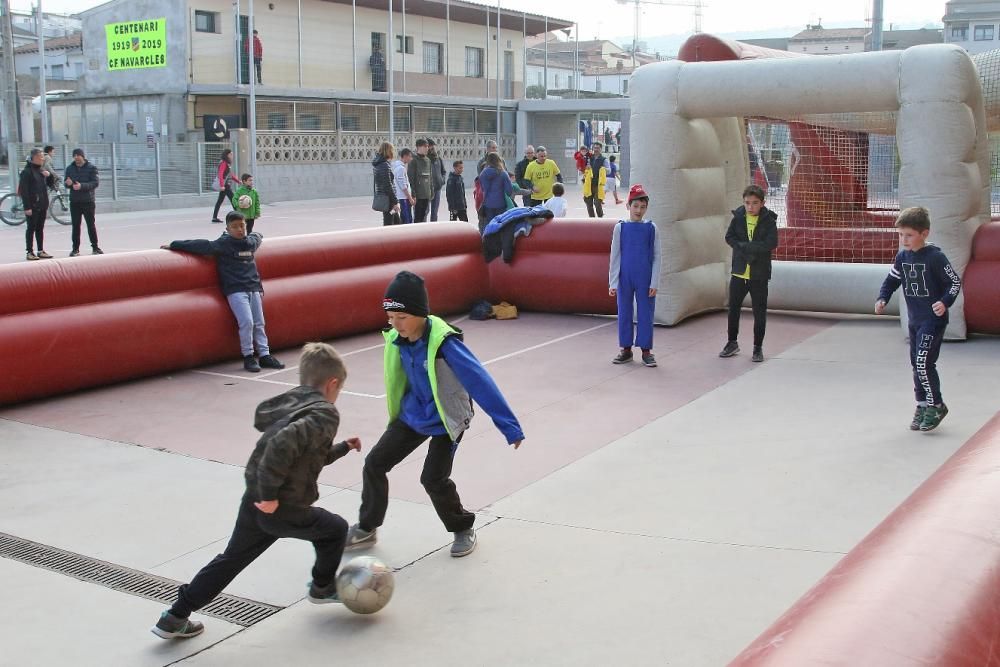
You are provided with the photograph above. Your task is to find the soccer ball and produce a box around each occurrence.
[238,194,252,209]
[336,556,395,614]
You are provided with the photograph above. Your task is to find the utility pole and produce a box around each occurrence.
[0,0,21,152]
[36,0,47,143]
[870,0,884,51]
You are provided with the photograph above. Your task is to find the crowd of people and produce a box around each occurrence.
[371,138,627,229]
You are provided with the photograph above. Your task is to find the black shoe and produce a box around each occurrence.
[752,347,764,362]
[69,249,80,257]
[91,246,104,255]
[719,341,739,358]
[151,611,204,639]
[211,218,224,223]
[641,352,657,367]
[244,355,261,372]
[258,354,285,370]
[612,349,633,364]
[307,581,342,605]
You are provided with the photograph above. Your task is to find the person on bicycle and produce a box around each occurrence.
[19,149,51,261]
[65,148,102,257]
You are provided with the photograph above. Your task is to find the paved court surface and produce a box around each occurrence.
[2,305,998,666]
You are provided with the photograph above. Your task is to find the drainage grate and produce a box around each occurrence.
[0,532,281,627]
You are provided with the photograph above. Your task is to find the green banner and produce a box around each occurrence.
[105,18,166,70]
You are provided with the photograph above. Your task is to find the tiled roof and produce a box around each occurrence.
[15,32,81,53]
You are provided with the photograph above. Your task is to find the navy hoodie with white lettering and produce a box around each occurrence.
[168,232,264,296]
[878,244,962,326]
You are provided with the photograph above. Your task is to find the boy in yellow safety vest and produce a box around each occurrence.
[345,271,525,557]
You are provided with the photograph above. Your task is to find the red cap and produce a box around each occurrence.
[627,184,649,204]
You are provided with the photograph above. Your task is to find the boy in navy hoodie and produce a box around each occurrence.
[876,206,962,432]
[162,210,285,373]
[345,271,525,558]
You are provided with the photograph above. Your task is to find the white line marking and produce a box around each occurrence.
[480,321,615,366]
[190,369,384,398]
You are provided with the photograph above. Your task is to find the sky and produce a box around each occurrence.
[16,0,948,43]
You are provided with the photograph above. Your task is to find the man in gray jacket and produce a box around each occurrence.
[406,138,434,222]
[427,139,447,222]
[64,148,103,256]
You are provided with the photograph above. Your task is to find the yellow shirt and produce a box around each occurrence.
[733,214,758,279]
[524,159,561,200]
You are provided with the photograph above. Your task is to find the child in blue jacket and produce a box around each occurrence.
[345,271,525,558]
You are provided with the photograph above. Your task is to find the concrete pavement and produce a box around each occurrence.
[2,310,998,666]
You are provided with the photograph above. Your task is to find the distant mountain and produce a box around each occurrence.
[615,21,943,58]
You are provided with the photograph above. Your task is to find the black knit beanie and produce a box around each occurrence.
[383,271,430,317]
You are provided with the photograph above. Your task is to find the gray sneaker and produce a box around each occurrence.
[719,341,739,358]
[345,524,377,550]
[307,580,342,605]
[450,528,477,557]
[151,611,204,640]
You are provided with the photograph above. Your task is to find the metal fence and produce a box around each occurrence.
[7,142,236,200]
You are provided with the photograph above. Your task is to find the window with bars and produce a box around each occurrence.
[423,42,443,74]
[465,46,483,78]
[951,25,968,40]
[396,35,414,54]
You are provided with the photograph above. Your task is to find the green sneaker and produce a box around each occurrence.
[910,406,926,431]
[919,404,949,432]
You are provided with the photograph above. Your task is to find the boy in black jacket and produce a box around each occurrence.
[152,342,361,639]
[876,206,962,432]
[162,211,285,372]
[446,160,468,222]
[719,185,779,362]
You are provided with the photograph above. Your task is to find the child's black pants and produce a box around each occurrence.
[359,419,474,534]
[170,494,347,618]
[728,277,769,347]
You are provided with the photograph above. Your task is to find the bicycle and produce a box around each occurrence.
[0,188,69,226]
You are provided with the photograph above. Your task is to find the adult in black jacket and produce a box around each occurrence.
[514,145,535,207]
[64,148,103,256]
[372,142,400,226]
[19,149,51,260]
[720,185,779,362]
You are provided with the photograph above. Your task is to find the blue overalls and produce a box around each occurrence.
[616,221,656,350]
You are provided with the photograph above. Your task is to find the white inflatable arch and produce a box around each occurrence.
[630,44,989,338]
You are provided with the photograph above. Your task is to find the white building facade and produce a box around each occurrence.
[943,0,1000,54]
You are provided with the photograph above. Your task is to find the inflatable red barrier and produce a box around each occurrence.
[965,222,1000,335]
[0,220,614,405]
[729,412,1000,666]
[487,218,618,314]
